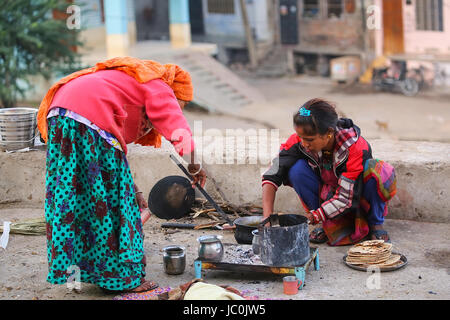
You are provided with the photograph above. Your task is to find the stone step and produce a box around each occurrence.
[136,50,263,114]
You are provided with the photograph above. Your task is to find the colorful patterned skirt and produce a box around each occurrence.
[322,159,397,246]
[289,158,397,246]
[45,116,146,290]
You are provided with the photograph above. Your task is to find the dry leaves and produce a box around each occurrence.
[189,198,263,225]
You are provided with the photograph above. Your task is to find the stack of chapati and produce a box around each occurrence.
[346,240,403,268]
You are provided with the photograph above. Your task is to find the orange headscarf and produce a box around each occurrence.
[37,56,193,148]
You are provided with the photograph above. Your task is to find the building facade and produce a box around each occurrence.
[71,0,450,83]
[77,0,137,55]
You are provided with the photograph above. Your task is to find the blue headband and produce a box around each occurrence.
[299,107,311,117]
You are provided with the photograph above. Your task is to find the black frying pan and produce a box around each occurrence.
[148,175,196,220]
[169,154,234,225]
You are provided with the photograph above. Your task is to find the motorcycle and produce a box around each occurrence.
[372,60,422,97]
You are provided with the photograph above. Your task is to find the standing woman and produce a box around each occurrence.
[37,57,206,292]
[262,98,396,246]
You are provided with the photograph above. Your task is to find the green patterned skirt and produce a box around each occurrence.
[45,116,146,290]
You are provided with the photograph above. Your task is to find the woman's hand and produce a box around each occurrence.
[134,186,151,225]
[135,191,148,211]
[262,183,277,227]
[305,212,316,225]
[188,164,207,188]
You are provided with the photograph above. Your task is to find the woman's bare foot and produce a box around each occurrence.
[128,280,158,293]
[101,279,159,294]
[309,227,328,244]
[369,225,390,242]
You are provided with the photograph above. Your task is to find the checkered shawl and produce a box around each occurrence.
[311,125,360,223]
[261,119,373,223]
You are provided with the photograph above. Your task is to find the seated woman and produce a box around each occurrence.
[261,98,397,246]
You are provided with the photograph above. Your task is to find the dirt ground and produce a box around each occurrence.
[1,75,449,301]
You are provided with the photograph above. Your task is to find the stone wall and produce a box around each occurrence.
[0,139,449,223]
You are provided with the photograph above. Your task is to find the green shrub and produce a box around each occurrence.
[0,0,84,108]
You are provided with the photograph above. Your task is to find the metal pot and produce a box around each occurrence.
[260,214,310,267]
[197,235,223,261]
[162,245,186,275]
[233,216,263,244]
[0,108,38,151]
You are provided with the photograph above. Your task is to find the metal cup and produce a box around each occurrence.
[252,229,261,255]
[162,245,186,275]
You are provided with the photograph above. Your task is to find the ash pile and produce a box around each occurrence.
[223,244,264,265]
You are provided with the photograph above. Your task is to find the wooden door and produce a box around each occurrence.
[189,0,205,35]
[382,0,404,55]
[135,0,170,41]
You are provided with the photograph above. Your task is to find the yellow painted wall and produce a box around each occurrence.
[169,23,192,48]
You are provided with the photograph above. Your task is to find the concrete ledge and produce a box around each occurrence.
[1,139,449,223]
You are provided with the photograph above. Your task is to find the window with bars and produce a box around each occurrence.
[327,0,343,18]
[303,0,320,18]
[415,0,443,31]
[302,0,354,20]
[207,0,235,14]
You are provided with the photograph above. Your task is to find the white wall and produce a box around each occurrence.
[202,0,271,42]
[403,0,450,55]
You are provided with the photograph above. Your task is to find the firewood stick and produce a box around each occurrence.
[207,212,221,222]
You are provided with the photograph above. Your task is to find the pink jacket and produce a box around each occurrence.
[49,70,194,155]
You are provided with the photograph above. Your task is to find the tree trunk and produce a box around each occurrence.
[239,0,258,69]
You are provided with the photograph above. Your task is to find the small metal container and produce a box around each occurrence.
[197,235,224,261]
[162,245,186,275]
[251,229,261,255]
